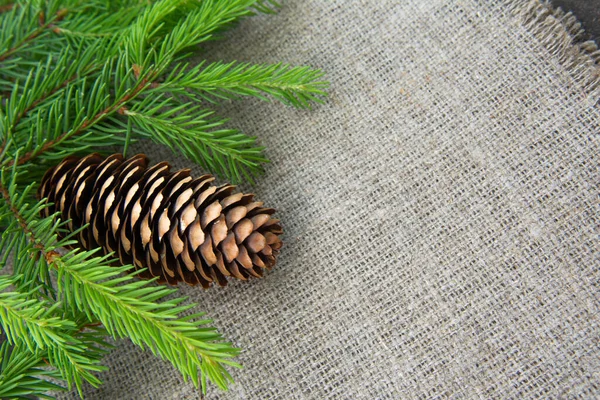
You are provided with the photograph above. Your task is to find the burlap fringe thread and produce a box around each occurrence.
[509,0,600,95]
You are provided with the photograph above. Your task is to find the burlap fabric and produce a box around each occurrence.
[61,0,600,398]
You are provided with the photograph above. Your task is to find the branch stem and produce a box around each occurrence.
[0,24,50,63]
[0,179,57,263]
[11,72,154,167]
[0,8,69,62]
[0,4,14,13]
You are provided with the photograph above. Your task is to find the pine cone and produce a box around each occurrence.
[37,153,283,287]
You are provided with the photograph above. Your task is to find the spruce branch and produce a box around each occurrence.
[0,0,327,396]
[126,0,278,67]
[0,165,109,395]
[0,2,68,63]
[53,249,241,391]
[0,275,108,394]
[0,163,240,394]
[0,164,63,295]
[51,3,143,39]
[161,61,328,107]
[0,341,65,399]
[4,42,112,136]
[121,96,267,182]
[5,57,150,167]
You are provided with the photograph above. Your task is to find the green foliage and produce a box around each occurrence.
[0,0,326,398]
[0,341,66,399]
[161,61,328,107]
[0,274,109,391]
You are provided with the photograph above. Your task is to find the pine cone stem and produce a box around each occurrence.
[38,153,283,287]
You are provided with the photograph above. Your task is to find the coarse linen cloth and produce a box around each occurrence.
[62,0,600,398]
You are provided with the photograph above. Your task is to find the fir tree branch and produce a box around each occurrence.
[9,65,154,167]
[0,170,55,264]
[0,40,121,160]
[0,341,65,399]
[0,3,122,64]
[121,96,267,182]
[12,75,72,128]
[0,275,107,393]
[0,165,240,393]
[53,250,241,392]
[0,6,63,63]
[8,54,85,133]
[161,61,328,108]
[0,1,327,396]
[128,0,277,68]
[0,276,75,350]
[52,3,145,39]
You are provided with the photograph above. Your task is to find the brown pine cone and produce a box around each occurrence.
[37,153,283,287]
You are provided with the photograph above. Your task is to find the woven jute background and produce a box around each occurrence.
[61,0,600,398]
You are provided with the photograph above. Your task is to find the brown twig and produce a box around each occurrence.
[0,4,14,13]
[0,75,77,166]
[0,25,49,62]
[0,8,69,62]
[0,180,59,265]
[78,321,102,333]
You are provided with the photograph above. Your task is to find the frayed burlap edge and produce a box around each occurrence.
[508,0,600,94]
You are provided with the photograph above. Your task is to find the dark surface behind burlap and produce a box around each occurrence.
[59,0,600,398]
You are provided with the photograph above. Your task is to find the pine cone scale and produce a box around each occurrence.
[39,153,283,287]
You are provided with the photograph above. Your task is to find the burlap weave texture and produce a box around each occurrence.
[62,0,600,398]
